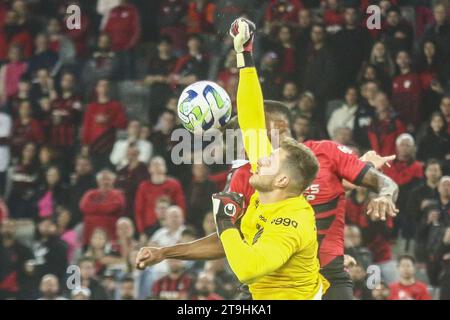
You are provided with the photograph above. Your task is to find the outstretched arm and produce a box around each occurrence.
[136,233,225,269]
[232,18,272,172]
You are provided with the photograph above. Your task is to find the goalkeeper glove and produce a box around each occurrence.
[212,192,244,236]
[229,17,256,68]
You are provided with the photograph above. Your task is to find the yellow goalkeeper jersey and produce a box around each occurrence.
[219,66,329,299]
[221,192,328,299]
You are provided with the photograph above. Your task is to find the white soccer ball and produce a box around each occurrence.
[177,81,232,134]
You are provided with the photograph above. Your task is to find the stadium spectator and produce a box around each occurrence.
[31,217,68,283]
[281,81,299,111]
[332,127,354,145]
[27,33,58,77]
[274,25,298,80]
[71,287,91,300]
[119,275,136,300]
[0,45,27,105]
[7,142,39,219]
[440,95,450,135]
[332,6,372,95]
[391,50,422,131]
[416,40,447,120]
[389,255,432,300]
[265,0,302,26]
[151,206,186,247]
[170,34,209,90]
[79,169,125,245]
[344,225,372,270]
[110,120,152,170]
[385,133,424,249]
[300,23,337,105]
[81,79,127,170]
[135,157,186,237]
[292,114,313,142]
[83,228,122,276]
[69,156,96,226]
[258,51,282,100]
[78,257,109,300]
[150,110,177,160]
[81,33,119,98]
[151,259,193,300]
[55,206,78,264]
[381,6,414,55]
[35,166,69,218]
[409,160,443,261]
[417,112,450,162]
[46,18,76,68]
[102,0,140,79]
[423,2,450,60]
[367,41,395,88]
[186,164,217,233]
[48,71,83,171]
[327,86,359,139]
[367,92,406,156]
[437,226,450,300]
[11,100,44,158]
[37,274,67,300]
[157,0,187,54]
[186,0,216,35]
[191,271,223,300]
[145,36,177,124]
[115,144,149,220]
[115,217,137,264]
[371,282,391,300]
[0,219,34,299]
[202,211,216,237]
[1,9,33,59]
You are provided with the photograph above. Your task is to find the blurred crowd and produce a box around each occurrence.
[0,0,450,300]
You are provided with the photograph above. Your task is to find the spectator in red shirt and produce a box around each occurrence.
[186,0,215,35]
[134,156,186,237]
[152,259,193,300]
[265,0,302,27]
[1,10,33,59]
[367,92,406,156]
[79,169,125,245]
[102,0,140,52]
[11,100,45,158]
[82,79,127,170]
[391,50,422,132]
[389,255,432,300]
[384,133,424,242]
[323,0,344,33]
[102,0,140,80]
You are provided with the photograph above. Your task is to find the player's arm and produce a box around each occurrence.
[212,192,298,284]
[136,233,225,269]
[231,18,272,172]
[357,168,399,221]
[330,142,399,221]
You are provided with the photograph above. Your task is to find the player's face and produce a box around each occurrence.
[249,149,282,192]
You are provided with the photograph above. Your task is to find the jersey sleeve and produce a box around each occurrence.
[219,213,300,284]
[227,166,254,209]
[327,141,371,184]
[237,67,272,172]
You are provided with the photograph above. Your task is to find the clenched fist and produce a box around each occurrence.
[135,246,164,270]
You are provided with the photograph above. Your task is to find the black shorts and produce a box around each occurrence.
[321,255,353,300]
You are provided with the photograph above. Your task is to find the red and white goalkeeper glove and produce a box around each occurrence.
[212,192,244,236]
[229,17,256,68]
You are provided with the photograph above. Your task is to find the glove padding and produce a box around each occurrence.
[229,17,256,68]
[212,191,244,236]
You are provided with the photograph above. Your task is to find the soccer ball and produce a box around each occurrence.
[177,81,232,134]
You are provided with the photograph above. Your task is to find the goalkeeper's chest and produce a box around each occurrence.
[239,199,269,245]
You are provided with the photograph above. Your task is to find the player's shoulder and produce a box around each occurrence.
[304,139,350,154]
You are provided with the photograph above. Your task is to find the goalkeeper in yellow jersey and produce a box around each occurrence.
[210,17,329,300]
